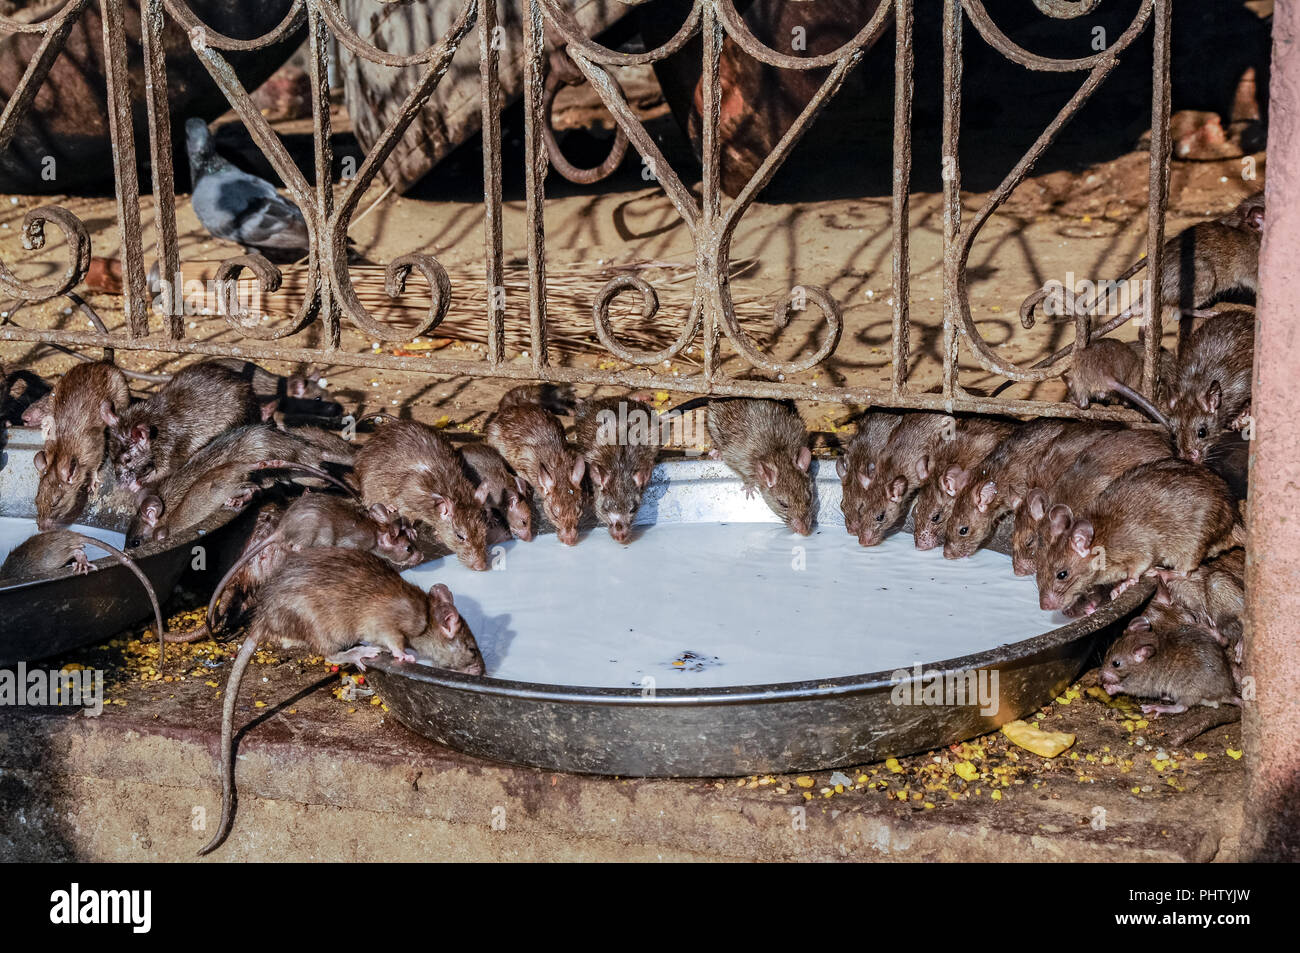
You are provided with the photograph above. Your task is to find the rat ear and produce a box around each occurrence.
[887,476,907,503]
[1132,642,1157,663]
[58,456,77,484]
[1153,578,1174,605]
[1247,206,1265,231]
[474,483,491,504]
[858,469,872,491]
[1201,380,1222,414]
[1126,615,1153,633]
[99,399,119,427]
[758,461,779,488]
[259,398,279,423]
[835,457,848,479]
[941,466,968,498]
[1047,504,1073,541]
[429,492,452,521]
[513,475,529,498]
[570,455,586,487]
[795,446,812,473]
[588,462,608,489]
[33,450,47,473]
[130,423,151,450]
[367,502,391,524]
[1027,488,1047,521]
[428,582,454,606]
[536,462,556,492]
[916,454,931,481]
[634,465,653,489]
[976,480,998,513]
[1068,518,1095,559]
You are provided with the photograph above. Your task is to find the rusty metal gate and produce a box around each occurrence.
[0,0,1171,423]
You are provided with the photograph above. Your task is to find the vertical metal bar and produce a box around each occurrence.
[891,0,913,398]
[698,0,724,385]
[1143,0,1171,391]
[939,0,963,400]
[307,0,339,348]
[101,0,149,335]
[141,0,181,339]
[480,0,505,367]
[522,0,549,371]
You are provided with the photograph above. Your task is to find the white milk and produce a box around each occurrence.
[0,517,128,566]
[401,523,1070,689]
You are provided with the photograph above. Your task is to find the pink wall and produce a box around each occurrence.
[1244,0,1300,863]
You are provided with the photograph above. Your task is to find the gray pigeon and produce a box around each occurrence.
[185,118,311,262]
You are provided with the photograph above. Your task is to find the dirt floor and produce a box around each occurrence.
[0,27,1265,858]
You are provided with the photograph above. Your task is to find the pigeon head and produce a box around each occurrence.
[185,118,222,182]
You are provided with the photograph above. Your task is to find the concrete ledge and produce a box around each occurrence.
[0,652,1243,862]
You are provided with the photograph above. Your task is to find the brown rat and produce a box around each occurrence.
[1100,622,1239,715]
[459,442,534,542]
[486,397,587,546]
[4,367,52,426]
[841,412,953,547]
[836,411,902,538]
[355,419,491,569]
[1011,427,1173,576]
[1166,308,1255,464]
[198,546,484,855]
[126,425,353,545]
[1046,192,1264,330]
[497,382,576,415]
[943,421,1104,560]
[1147,547,1245,662]
[1035,458,1241,611]
[1064,339,1172,426]
[105,360,259,492]
[1001,192,1264,396]
[33,361,130,529]
[206,493,422,633]
[574,395,659,544]
[702,398,814,536]
[910,418,1016,551]
[0,529,166,666]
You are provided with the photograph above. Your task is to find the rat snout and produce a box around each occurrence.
[790,517,812,537]
[1186,447,1202,463]
[913,530,938,551]
[1011,558,1034,577]
[1039,591,1060,612]
[558,526,579,546]
[465,552,489,572]
[1100,670,1122,693]
[459,658,486,677]
[607,519,631,544]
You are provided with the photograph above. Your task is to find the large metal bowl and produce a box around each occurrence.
[367,458,1151,777]
[0,426,242,665]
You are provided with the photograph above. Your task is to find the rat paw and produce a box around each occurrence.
[326,645,382,670]
[71,550,96,575]
[1109,577,1139,600]
[389,648,417,664]
[1140,702,1188,716]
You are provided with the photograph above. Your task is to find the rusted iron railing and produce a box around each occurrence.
[0,0,1171,423]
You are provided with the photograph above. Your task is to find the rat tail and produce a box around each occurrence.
[1107,382,1172,430]
[198,630,262,857]
[66,532,166,670]
[250,458,356,497]
[206,534,279,635]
